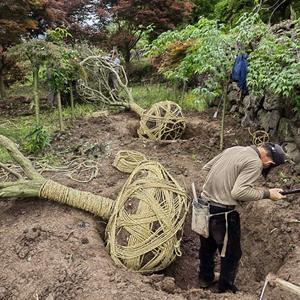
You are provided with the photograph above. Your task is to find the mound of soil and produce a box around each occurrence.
[0,109,299,300]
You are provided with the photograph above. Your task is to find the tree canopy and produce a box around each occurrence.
[0,0,66,48]
[149,13,300,112]
[190,0,300,25]
[98,0,194,62]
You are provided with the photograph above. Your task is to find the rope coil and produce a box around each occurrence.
[113,150,147,173]
[248,128,269,146]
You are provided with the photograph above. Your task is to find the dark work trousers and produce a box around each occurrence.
[199,205,242,290]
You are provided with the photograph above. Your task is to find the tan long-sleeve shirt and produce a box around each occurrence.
[201,146,268,206]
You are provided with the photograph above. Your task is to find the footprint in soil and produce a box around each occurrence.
[14,226,47,259]
[39,263,89,300]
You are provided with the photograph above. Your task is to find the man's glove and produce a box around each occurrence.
[269,188,286,201]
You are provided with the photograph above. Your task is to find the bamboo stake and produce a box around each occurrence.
[33,67,40,124]
[69,82,75,122]
[57,91,64,131]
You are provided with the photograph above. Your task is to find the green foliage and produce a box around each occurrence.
[0,98,101,161]
[46,28,72,45]
[190,0,219,21]
[214,0,254,25]
[150,12,300,112]
[7,39,53,70]
[7,35,79,93]
[44,29,79,93]
[0,148,11,163]
[230,10,268,47]
[150,18,236,104]
[182,91,208,111]
[129,84,180,108]
[248,35,299,95]
[195,0,300,25]
[47,46,79,92]
[247,21,300,112]
[24,124,50,154]
[129,83,206,111]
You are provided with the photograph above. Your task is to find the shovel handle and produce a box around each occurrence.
[280,188,300,195]
[191,182,198,201]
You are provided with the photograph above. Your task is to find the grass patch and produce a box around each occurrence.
[130,84,181,109]
[0,148,11,163]
[181,91,208,111]
[130,84,207,111]
[0,102,101,162]
[0,82,207,163]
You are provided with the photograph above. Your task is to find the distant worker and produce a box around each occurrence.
[196,143,285,293]
[106,49,121,91]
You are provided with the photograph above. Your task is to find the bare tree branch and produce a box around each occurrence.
[77,55,144,116]
[0,162,22,179]
[0,135,43,181]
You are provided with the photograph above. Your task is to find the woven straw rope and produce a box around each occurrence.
[39,180,114,221]
[138,101,186,140]
[112,150,147,173]
[107,157,188,273]
[248,128,270,146]
[39,150,188,273]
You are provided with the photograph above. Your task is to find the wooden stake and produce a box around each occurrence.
[268,273,300,298]
[260,273,300,299]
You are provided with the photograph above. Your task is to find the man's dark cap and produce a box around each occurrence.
[266,143,285,166]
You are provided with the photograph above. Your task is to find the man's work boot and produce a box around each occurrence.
[199,272,219,288]
[199,278,213,288]
[218,281,239,293]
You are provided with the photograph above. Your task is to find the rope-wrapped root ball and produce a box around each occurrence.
[138,101,186,140]
[107,156,189,273]
[77,55,186,140]
[0,132,189,274]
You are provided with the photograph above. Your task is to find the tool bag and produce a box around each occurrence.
[191,198,209,238]
[192,197,235,257]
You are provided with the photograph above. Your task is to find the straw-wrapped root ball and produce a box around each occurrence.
[106,160,188,273]
[0,133,189,274]
[138,101,186,140]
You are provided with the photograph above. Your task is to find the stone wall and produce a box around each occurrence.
[228,82,300,173]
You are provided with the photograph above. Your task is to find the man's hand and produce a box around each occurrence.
[269,188,286,201]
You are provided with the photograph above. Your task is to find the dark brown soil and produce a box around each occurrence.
[0,107,299,300]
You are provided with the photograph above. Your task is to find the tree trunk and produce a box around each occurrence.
[124,46,131,63]
[0,134,114,221]
[57,91,64,131]
[220,80,230,150]
[33,67,40,124]
[128,101,145,117]
[69,82,75,122]
[0,73,5,100]
[0,55,6,99]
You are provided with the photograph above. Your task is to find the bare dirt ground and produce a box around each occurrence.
[0,106,299,300]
